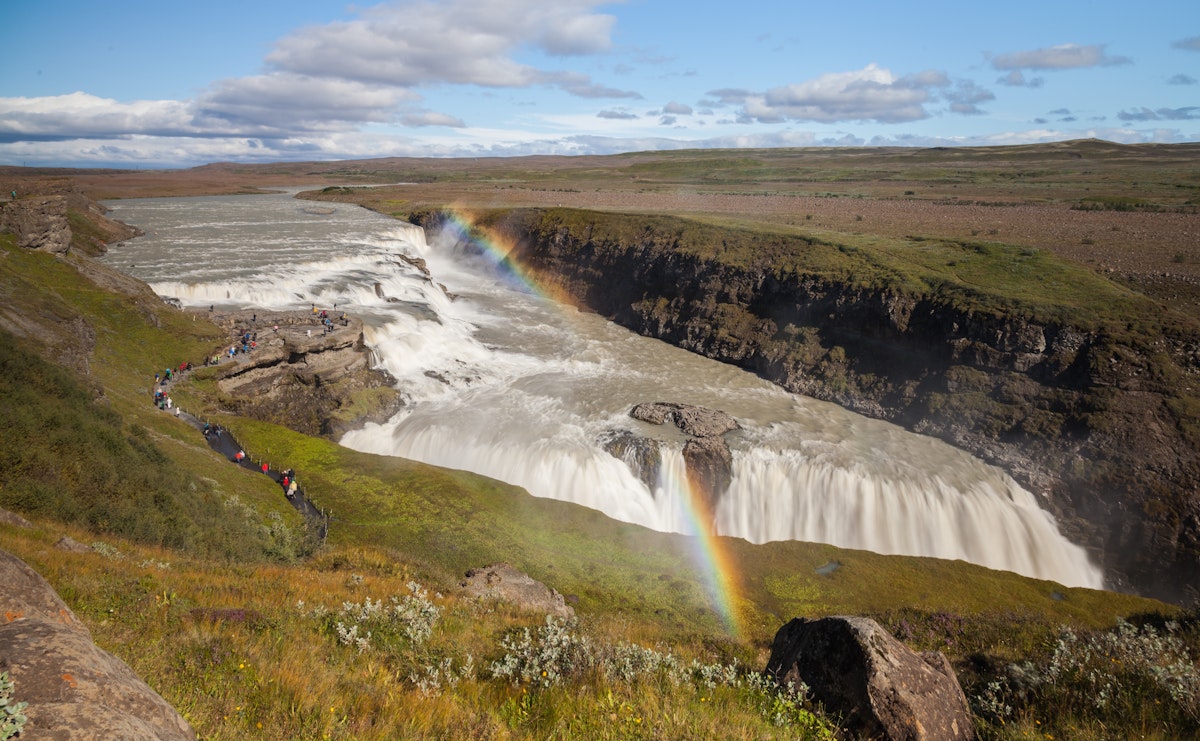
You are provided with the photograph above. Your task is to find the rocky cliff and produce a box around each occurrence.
[416,207,1200,604]
[205,309,404,439]
[0,190,139,257]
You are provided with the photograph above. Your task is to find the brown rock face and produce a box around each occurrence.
[0,196,72,254]
[208,310,403,438]
[625,401,740,524]
[766,616,975,741]
[682,436,733,516]
[0,549,196,740]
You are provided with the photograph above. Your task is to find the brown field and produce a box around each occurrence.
[5,139,1199,312]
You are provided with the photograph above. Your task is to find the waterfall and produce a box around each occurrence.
[101,192,1106,590]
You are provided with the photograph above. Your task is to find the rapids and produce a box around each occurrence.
[101,191,1104,589]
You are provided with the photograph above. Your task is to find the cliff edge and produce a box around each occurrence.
[419,207,1200,604]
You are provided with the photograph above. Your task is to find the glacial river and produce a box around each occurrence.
[101,190,1104,589]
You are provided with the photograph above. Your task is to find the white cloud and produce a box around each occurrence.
[944,80,995,115]
[1172,36,1200,52]
[662,101,693,115]
[400,110,467,127]
[996,70,1044,88]
[740,64,950,124]
[1117,106,1200,121]
[197,74,416,132]
[597,109,639,119]
[989,43,1132,70]
[264,0,626,97]
[0,93,195,140]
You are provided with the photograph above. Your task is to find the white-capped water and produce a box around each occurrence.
[102,191,1104,589]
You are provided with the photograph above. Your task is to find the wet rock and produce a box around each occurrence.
[458,563,574,618]
[630,401,740,438]
[602,430,662,491]
[766,615,975,741]
[682,436,733,512]
[0,548,196,740]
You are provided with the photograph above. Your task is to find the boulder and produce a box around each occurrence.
[0,548,196,740]
[458,563,574,618]
[53,536,92,554]
[630,401,740,438]
[765,616,975,741]
[0,507,33,529]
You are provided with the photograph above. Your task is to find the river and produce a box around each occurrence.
[101,190,1104,589]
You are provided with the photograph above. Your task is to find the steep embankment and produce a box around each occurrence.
[415,207,1200,604]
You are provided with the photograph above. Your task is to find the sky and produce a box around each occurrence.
[1,0,1197,167]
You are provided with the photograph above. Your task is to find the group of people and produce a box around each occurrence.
[146,307,360,507]
[152,365,190,413]
[203,424,302,501]
[311,305,351,336]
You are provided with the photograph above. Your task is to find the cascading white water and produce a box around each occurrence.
[101,191,1105,589]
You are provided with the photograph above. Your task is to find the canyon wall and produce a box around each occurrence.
[419,207,1200,603]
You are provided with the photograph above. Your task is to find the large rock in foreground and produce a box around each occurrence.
[0,548,196,740]
[766,615,975,741]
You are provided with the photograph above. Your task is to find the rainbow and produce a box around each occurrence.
[442,208,745,637]
[436,209,580,309]
[657,458,745,637]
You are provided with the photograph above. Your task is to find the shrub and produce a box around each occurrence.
[0,672,27,741]
[490,615,596,688]
[971,617,1199,735]
[299,580,444,654]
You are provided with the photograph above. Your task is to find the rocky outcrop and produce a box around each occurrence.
[0,196,71,254]
[630,401,740,437]
[624,402,740,520]
[682,436,734,515]
[602,430,663,491]
[207,310,403,438]
[437,207,1200,603]
[458,563,574,618]
[0,548,196,740]
[0,190,140,257]
[766,616,975,741]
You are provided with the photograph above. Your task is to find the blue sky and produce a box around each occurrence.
[2,0,1197,167]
